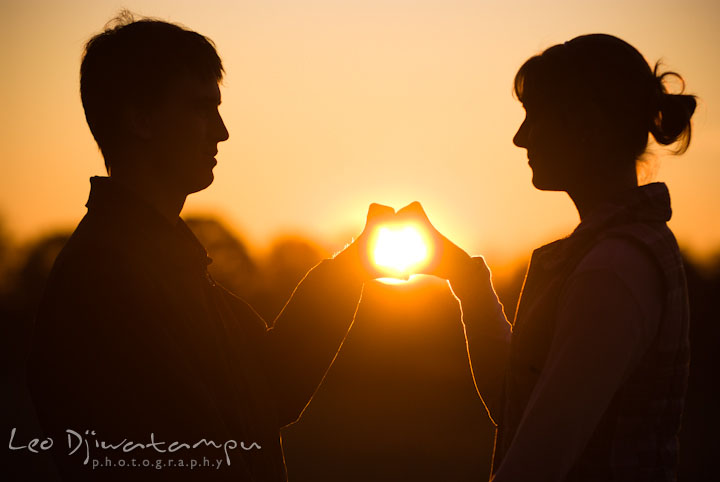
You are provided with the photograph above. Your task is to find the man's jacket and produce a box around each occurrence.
[27,176,363,481]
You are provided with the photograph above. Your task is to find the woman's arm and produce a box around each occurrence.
[395,202,512,422]
[448,256,512,424]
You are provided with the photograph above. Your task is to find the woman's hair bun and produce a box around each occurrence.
[650,68,697,154]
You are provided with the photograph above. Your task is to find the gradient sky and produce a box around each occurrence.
[1,0,719,264]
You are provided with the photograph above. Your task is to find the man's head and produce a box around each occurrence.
[80,12,228,194]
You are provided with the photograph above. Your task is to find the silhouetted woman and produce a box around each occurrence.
[400,33,696,481]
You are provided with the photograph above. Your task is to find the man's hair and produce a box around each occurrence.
[80,11,224,172]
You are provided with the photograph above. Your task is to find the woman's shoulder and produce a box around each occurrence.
[583,219,683,286]
[578,234,659,272]
[571,235,664,323]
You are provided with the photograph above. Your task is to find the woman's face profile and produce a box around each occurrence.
[513,98,585,193]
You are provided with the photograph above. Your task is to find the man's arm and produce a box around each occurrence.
[219,204,393,427]
[259,257,365,426]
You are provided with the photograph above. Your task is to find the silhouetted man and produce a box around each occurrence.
[27,14,388,482]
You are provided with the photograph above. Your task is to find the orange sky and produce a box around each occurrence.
[1,0,719,264]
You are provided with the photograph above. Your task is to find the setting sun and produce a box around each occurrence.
[370,223,433,279]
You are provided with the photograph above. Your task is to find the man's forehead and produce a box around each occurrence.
[167,74,222,103]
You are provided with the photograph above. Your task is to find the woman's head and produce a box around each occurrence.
[512,34,696,192]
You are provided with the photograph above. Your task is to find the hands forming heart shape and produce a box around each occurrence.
[370,221,431,279]
[337,202,475,283]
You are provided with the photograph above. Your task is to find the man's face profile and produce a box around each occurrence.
[143,75,229,195]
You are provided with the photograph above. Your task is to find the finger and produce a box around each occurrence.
[396,201,433,229]
[366,203,395,225]
[396,201,428,218]
[396,200,423,213]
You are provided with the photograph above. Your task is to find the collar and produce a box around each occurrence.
[533,182,672,271]
[85,176,213,272]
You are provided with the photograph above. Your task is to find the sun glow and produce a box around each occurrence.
[370,223,433,282]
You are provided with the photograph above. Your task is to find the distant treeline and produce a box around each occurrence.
[3,215,717,481]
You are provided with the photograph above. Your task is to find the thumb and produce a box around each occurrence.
[365,203,395,228]
[396,201,433,230]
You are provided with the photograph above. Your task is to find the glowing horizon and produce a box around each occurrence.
[1,0,719,265]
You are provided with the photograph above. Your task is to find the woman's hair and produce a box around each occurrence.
[513,34,696,160]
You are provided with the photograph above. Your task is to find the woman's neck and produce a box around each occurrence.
[567,165,639,221]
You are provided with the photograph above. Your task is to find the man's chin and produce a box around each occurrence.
[531,172,547,190]
[531,174,561,192]
[185,172,214,195]
[530,166,574,192]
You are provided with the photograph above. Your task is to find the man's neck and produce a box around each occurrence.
[110,172,186,225]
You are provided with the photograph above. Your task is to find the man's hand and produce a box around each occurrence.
[333,203,401,281]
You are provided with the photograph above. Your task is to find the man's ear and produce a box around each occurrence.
[122,104,154,141]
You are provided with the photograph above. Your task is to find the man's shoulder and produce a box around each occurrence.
[43,214,152,302]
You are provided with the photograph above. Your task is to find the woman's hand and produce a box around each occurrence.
[394,202,474,279]
[395,201,497,301]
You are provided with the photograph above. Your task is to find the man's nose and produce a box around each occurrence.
[215,111,229,143]
[513,118,529,148]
